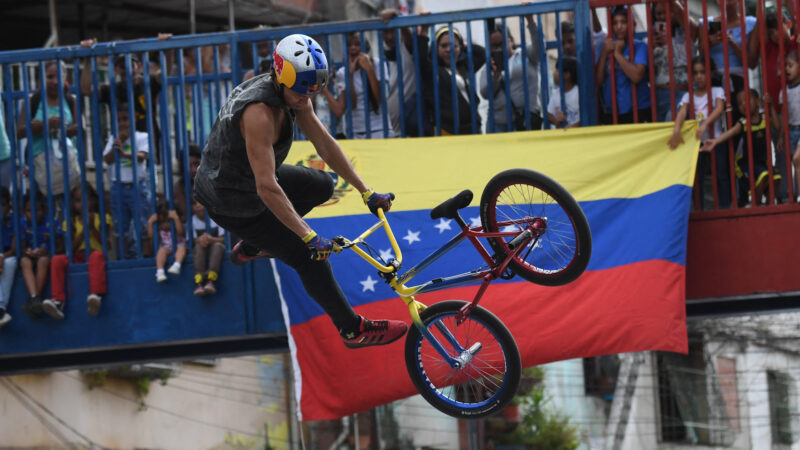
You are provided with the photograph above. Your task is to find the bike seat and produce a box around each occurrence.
[430,190,473,220]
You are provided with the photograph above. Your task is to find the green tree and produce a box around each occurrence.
[492,367,580,450]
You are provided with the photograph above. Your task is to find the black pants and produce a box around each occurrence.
[207,164,359,332]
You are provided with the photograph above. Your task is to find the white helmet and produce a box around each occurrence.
[273,34,328,95]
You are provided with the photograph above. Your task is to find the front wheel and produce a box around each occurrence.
[480,168,592,286]
[405,300,521,419]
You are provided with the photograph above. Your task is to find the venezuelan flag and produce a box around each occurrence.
[272,122,699,420]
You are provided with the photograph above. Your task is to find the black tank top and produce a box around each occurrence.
[194,74,295,217]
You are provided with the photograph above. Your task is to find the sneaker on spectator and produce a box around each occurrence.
[87,294,102,316]
[341,316,408,349]
[230,241,272,266]
[167,262,181,275]
[156,269,167,283]
[194,284,206,296]
[20,295,43,317]
[0,309,11,328]
[42,299,65,320]
[203,281,217,295]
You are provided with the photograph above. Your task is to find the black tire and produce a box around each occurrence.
[404,300,521,419]
[480,168,592,286]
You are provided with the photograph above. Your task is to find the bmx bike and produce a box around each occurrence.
[333,168,592,418]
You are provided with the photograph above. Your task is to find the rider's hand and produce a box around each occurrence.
[303,231,340,261]
[362,189,395,216]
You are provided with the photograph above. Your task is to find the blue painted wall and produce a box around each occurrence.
[0,258,286,356]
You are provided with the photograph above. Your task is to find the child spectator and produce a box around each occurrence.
[0,188,17,328]
[43,186,110,319]
[670,57,729,209]
[103,104,151,259]
[147,199,186,283]
[595,6,653,124]
[775,51,800,201]
[703,89,781,206]
[547,57,580,128]
[14,60,81,198]
[18,192,53,317]
[191,199,225,296]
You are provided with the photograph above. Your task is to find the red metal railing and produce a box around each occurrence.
[591,0,800,213]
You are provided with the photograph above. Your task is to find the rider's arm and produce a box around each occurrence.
[295,100,369,196]
[242,103,313,238]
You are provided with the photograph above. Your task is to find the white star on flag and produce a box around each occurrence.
[379,248,394,261]
[360,275,378,292]
[434,218,452,234]
[403,230,421,245]
[470,216,482,227]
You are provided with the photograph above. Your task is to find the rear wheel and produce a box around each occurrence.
[480,168,592,286]
[404,300,521,419]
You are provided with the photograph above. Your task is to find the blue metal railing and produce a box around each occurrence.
[0,1,594,266]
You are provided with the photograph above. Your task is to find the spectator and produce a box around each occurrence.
[560,21,577,57]
[650,0,698,121]
[0,187,17,328]
[750,9,799,202]
[174,142,202,222]
[103,104,151,259]
[380,8,426,136]
[43,186,110,320]
[80,37,164,160]
[700,2,757,95]
[243,41,273,82]
[323,32,393,138]
[15,60,81,198]
[182,44,232,142]
[670,56,729,209]
[0,108,11,190]
[191,199,225,296]
[425,26,484,135]
[18,192,53,317]
[702,89,780,206]
[147,199,186,283]
[773,50,800,201]
[747,8,798,113]
[478,14,542,132]
[547,57,580,128]
[595,6,653,124]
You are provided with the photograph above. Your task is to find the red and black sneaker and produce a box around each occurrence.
[230,240,273,266]
[342,316,408,349]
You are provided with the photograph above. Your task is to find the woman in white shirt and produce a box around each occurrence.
[322,33,392,139]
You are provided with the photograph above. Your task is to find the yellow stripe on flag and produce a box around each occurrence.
[287,121,699,218]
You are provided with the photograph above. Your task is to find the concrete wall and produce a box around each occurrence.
[0,355,291,449]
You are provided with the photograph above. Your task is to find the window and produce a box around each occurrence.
[656,338,735,446]
[767,370,797,446]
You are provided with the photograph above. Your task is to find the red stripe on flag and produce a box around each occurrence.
[291,259,687,420]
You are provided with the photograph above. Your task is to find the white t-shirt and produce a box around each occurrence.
[102,131,149,183]
[779,83,800,126]
[335,61,390,138]
[679,87,726,140]
[547,85,580,126]
[192,214,225,239]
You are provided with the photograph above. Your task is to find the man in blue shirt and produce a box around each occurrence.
[595,6,652,124]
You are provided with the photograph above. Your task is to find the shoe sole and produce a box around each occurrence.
[87,297,101,316]
[343,325,408,349]
[42,303,64,320]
